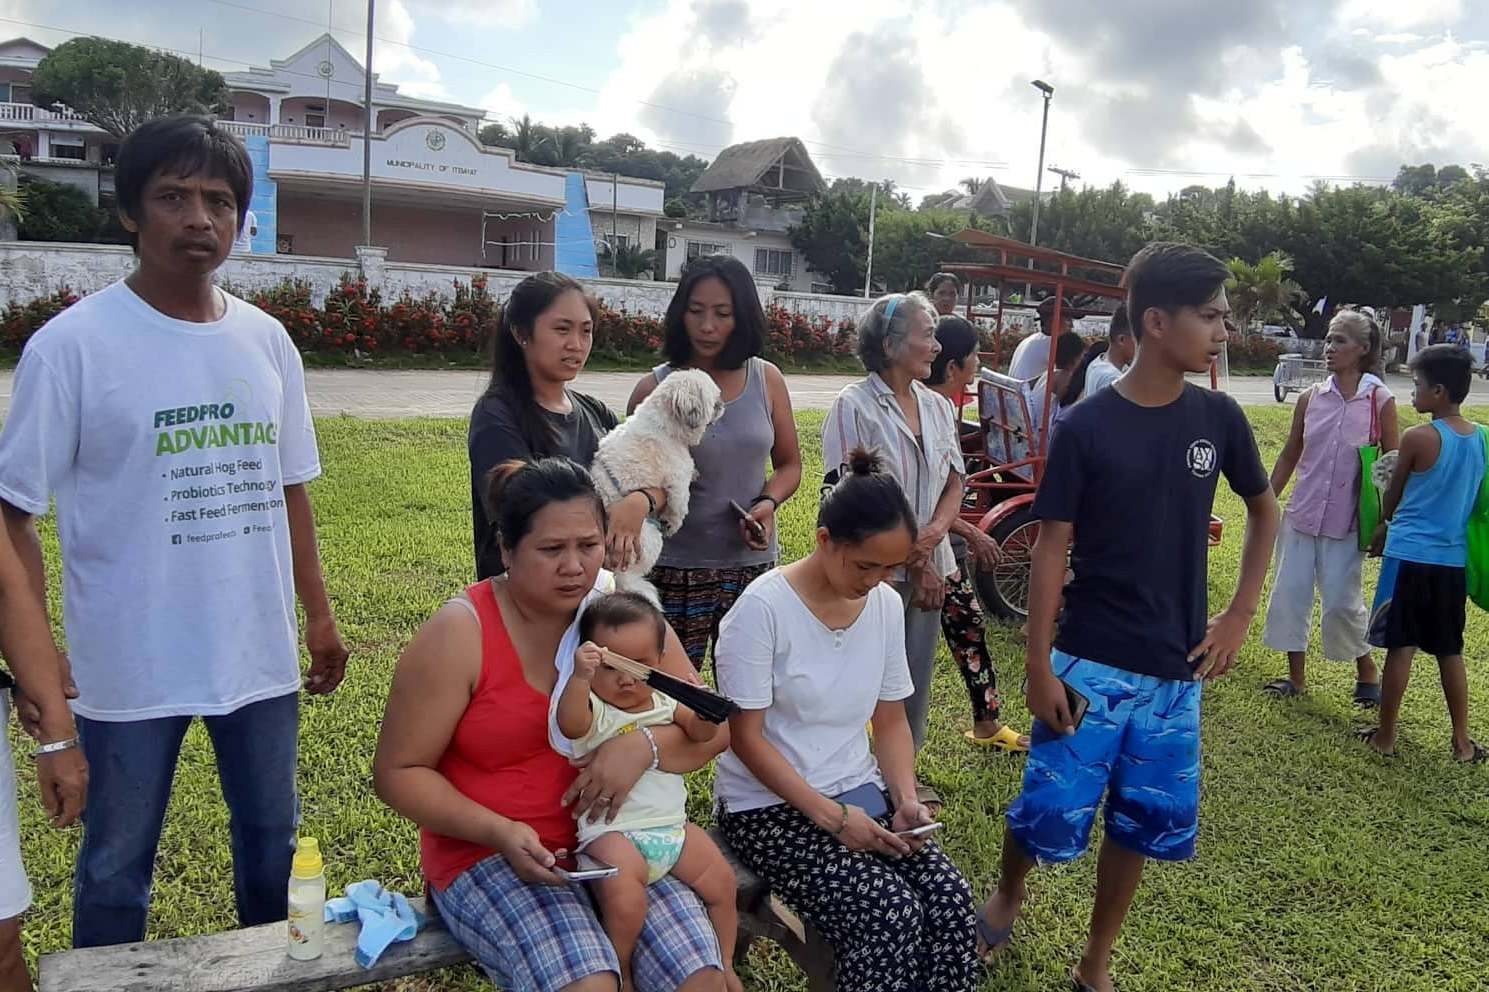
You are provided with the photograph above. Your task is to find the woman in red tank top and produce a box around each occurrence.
[374,457,730,992]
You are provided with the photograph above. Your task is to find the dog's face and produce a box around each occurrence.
[657,369,724,444]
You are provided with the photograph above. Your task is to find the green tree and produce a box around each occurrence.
[16,177,104,242]
[477,121,512,148]
[789,185,871,294]
[869,209,991,292]
[1226,252,1306,333]
[601,242,658,280]
[31,37,229,138]
[1006,181,1157,263]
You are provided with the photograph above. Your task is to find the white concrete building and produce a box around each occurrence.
[659,137,825,293]
[0,38,118,205]
[218,34,663,269]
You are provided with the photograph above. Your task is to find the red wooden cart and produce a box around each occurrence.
[938,231,1224,621]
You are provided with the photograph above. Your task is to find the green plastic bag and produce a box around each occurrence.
[1357,388,1383,553]
[1464,426,1489,612]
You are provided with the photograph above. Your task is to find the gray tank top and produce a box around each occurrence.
[654,358,778,568]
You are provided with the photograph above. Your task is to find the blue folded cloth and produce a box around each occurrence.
[323,879,429,968]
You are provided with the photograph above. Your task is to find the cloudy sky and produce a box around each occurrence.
[5,0,1486,199]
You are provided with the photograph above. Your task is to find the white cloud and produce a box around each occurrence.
[370,0,449,101]
[1337,0,1464,30]
[478,83,525,124]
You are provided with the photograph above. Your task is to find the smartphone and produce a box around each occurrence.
[729,499,767,542]
[895,821,946,839]
[1060,678,1090,732]
[553,856,620,883]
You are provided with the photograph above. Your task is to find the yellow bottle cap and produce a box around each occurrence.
[292,836,323,879]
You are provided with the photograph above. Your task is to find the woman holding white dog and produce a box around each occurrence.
[471,272,666,580]
[822,292,964,758]
[627,255,802,670]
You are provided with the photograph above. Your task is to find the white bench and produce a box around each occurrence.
[37,830,834,992]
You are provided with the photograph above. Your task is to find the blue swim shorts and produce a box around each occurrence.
[1006,652,1202,863]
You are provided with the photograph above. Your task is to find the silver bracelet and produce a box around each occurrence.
[639,726,660,771]
[32,736,79,759]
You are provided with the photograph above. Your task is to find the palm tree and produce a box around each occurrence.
[0,163,25,236]
[510,115,543,164]
[1226,251,1306,334]
[960,177,985,195]
[544,128,587,168]
[603,242,658,280]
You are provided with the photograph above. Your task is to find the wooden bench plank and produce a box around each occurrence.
[37,897,471,992]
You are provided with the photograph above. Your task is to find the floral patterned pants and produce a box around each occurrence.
[940,568,1004,724]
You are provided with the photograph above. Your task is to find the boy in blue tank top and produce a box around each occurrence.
[1363,344,1487,762]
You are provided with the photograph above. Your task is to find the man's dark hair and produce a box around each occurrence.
[1109,302,1132,340]
[115,116,253,250]
[1410,344,1473,404]
[663,255,766,371]
[1123,242,1230,340]
[579,591,666,652]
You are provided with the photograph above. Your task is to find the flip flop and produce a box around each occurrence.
[1454,739,1488,764]
[1354,726,1396,757]
[974,912,1013,961]
[1262,678,1303,699]
[1353,681,1382,709]
[965,725,1031,752]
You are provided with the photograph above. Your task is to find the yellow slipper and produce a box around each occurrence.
[964,726,1030,753]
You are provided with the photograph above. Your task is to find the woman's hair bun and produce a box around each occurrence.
[845,446,883,476]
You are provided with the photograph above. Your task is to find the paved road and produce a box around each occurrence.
[0,367,1480,420]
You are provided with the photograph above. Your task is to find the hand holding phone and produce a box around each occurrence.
[895,821,945,839]
[553,855,620,883]
[1061,678,1090,732]
[729,499,767,544]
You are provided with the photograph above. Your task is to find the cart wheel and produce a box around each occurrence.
[1274,383,1287,403]
[973,506,1040,622]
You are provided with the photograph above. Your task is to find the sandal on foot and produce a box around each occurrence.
[974,913,1013,961]
[1353,681,1382,709]
[965,725,1031,753]
[915,783,943,815]
[1354,726,1396,757]
[1071,970,1112,992]
[1262,678,1303,699]
[1454,739,1488,764]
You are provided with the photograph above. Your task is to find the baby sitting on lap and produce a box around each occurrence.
[556,592,742,992]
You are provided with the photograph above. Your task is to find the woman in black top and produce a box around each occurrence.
[469,272,664,579]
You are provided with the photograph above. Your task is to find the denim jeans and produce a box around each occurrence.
[72,692,299,948]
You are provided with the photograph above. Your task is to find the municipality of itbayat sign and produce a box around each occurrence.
[384,127,479,179]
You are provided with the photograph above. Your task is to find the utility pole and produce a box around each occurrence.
[863,182,878,299]
[612,171,619,244]
[1048,165,1079,192]
[1029,80,1054,247]
[361,0,375,247]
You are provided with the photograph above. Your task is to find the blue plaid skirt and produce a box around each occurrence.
[429,852,721,991]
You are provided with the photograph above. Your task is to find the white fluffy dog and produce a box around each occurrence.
[590,369,723,604]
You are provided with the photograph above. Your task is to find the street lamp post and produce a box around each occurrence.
[1029,79,1053,248]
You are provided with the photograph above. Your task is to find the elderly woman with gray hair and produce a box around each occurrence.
[822,292,965,763]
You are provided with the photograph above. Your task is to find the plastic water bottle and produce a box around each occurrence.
[287,836,326,961]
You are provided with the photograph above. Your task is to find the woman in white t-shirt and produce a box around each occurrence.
[714,449,979,992]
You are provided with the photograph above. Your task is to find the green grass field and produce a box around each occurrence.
[10,407,1489,991]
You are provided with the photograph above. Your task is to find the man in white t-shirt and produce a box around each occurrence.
[1081,303,1137,399]
[0,116,348,949]
[1009,297,1071,380]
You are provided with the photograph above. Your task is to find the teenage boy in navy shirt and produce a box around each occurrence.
[976,243,1280,992]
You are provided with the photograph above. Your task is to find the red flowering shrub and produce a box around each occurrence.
[0,287,80,350]
[0,276,872,364]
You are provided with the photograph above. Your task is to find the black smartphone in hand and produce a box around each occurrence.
[1060,678,1090,732]
[729,499,767,543]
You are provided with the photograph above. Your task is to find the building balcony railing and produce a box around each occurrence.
[218,121,351,147]
[0,102,92,126]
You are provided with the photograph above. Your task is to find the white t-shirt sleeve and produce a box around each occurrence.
[275,333,321,486]
[876,588,914,702]
[715,589,777,710]
[0,347,78,515]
